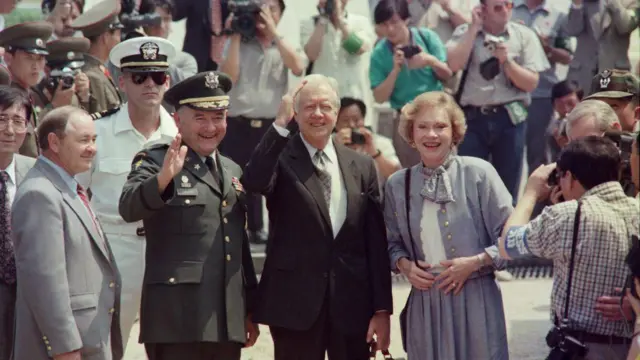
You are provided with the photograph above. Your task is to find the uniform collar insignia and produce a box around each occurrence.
[140,42,159,60]
[205,72,219,89]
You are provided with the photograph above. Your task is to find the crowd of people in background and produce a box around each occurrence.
[0,0,637,359]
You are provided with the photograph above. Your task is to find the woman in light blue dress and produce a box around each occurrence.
[385,91,513,359]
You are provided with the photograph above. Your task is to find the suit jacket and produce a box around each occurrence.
[11,158,123,360]
[241,126,393,336]
[563,0,639,91]
[118,143,258,344]
[173,0,230,72]
[82,54,123,113]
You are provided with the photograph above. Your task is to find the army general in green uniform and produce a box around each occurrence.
[118,71,259,360]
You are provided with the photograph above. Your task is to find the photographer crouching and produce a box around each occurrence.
[218,0,304,244]
[498,136,640,360]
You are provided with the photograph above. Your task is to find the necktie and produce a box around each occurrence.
[210,0,225,66]
[205,157,221,186]
[313,151,332,209]
[77,184,102,238]
[0,171,16,285]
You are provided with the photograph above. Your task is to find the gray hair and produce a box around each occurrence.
[293,74,340,113]
[565,99,619,136]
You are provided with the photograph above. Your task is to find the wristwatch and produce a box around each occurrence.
[372,149,382,159]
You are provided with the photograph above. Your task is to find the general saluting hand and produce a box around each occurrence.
[157,134,188,192]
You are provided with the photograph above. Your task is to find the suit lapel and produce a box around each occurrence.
[34,159,112,263]
[14,156,29,185]
[183,147,221,195]
[334,142,360,227]
[286,136,331,228]
[217,154,233,199]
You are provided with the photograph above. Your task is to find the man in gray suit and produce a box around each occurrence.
[563,0,639,92]
[11,106,123,360]
[0,86,36,360]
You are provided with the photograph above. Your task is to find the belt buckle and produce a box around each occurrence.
[250,119,262,128]
[480,106,493,115]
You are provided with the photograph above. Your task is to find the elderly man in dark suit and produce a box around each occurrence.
[0,86,37,360]
[242,74,393,360]
[12,106,122,360]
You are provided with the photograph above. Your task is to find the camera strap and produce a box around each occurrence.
[404,168,420,269]
[562,201,583,320]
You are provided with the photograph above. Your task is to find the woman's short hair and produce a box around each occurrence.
[374,0,410,25]
[398,91,467,146]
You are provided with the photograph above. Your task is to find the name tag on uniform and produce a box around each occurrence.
[176,188,198,196]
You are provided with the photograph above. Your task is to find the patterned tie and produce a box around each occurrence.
[313,151,332,209]
[0,171,16,285]
[210,0,225,66]
[77,184,103,239]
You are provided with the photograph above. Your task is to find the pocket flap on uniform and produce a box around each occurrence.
[70,294,98,311]
[146,261,204,285]
[98,159,133,175]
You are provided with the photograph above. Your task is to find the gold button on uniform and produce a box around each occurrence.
[109,282,115,288]
[222,200,228,207]
[447,234,452,240]
[47,346,52,351]
[185,199,191,204]
[441,209,446,214]
[225,236,230,243]
[44,340,49,344]
[450,247,456,253]
[42,336,47,340]
[223,218,228,224]
[168,277,176,284]
[444,221,449,227]
[109,308,115,314]
[226,254,231,261]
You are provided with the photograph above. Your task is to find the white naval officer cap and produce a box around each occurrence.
[109,36,176,72]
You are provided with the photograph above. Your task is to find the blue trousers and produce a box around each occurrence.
[458,106,526,202]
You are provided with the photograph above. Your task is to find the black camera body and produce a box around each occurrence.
[227,0,262,40]
[120,0,161,38]
[46,67,77,93]
[351,128,366,145]
[320,0,335,16]
[604,130,635,193]
[545,320,588,360]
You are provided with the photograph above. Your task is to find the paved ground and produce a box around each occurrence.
[123,278,554,360]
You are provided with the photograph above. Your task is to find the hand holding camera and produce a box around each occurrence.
[74,71,90,102]
[45,79,76,109]
[524,163,556,201]
[257,4,278,38]
[335,127,376,155]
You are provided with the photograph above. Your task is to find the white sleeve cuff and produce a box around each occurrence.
[272,123,290,137]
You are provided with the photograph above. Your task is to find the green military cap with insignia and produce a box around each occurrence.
[0,65,11,86]
[45,37,91,69]
[109,36,176,72]
[0,21,54,55]
[164,71,233,111]
[71,0,124,38]
[585,69,640,100]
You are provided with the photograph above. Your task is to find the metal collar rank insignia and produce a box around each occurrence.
[205,72,219,89]
[140,42,159,60]
[600,69,612,89]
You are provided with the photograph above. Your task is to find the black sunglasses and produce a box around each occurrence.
[131,72,168,85]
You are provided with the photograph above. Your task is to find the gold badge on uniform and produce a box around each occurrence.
[600,70,612,89]
[181,175,192,188]
[133,159,143,170]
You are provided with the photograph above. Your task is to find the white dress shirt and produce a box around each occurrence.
[273,124,347,237]
[76,104,178,233]
[0,156,16,206]
[420,200,447,273]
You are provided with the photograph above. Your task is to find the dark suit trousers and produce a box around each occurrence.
[219,116,275,233]
[145,342,242,360]
[0,282,15,360]
[270,298,370,360]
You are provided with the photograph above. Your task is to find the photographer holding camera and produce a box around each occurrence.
[499,136,640,360]
[32,37,91,118]
[218,0,304,244]
[446,0,549,200]
[333,97,400,186]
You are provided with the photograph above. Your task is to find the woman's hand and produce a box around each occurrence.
[435,256,482,295]
[398,259,436,291]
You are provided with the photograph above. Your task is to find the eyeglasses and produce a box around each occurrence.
[493,1,514,11]
[131,72,168,86]
[0,115,27,133]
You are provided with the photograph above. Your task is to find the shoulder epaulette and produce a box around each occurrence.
[90,106,121,120]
